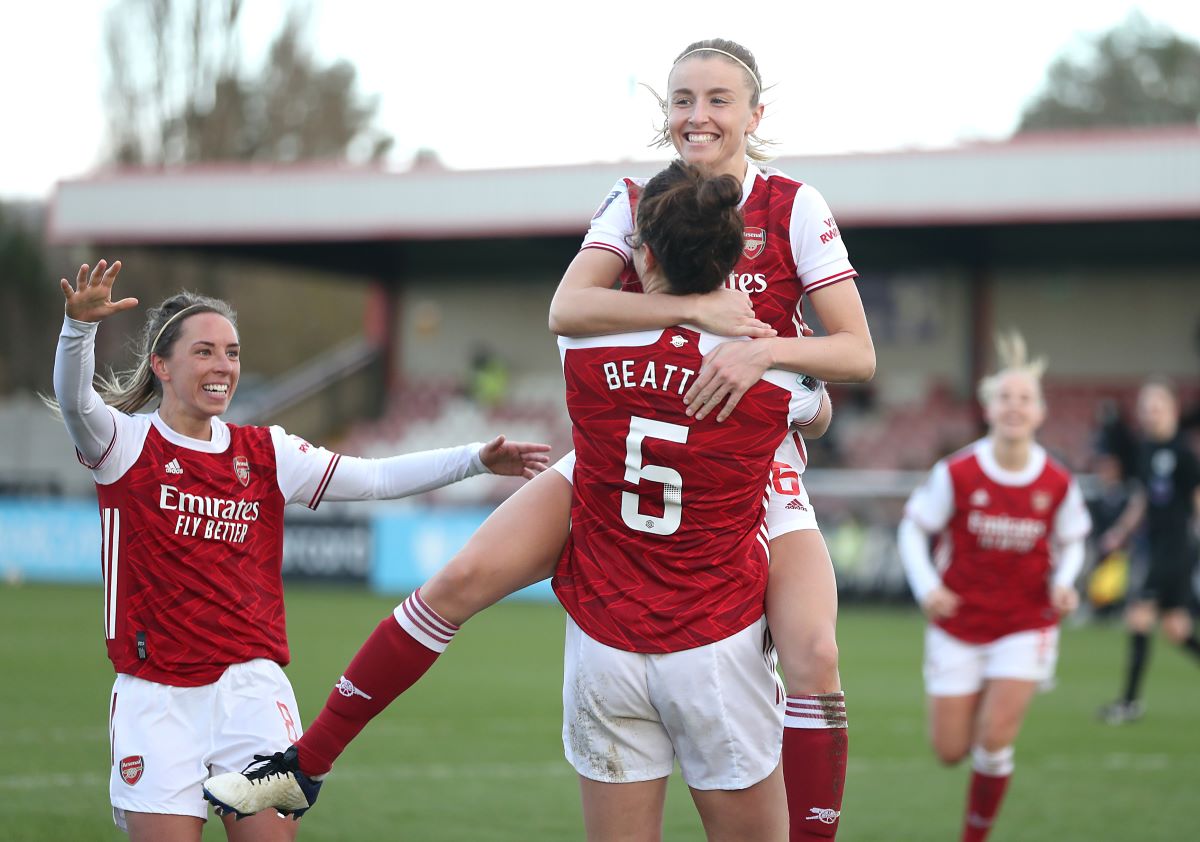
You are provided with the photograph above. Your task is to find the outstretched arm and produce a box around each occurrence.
[53,261,139,466]
[313,437,550,504]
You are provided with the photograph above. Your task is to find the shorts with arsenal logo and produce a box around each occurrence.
[108,659,302,828]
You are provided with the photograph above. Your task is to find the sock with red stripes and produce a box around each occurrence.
[782,692,848,840]
[962,745,1013,842]
[294,588,459,776]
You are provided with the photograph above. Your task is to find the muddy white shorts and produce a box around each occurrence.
[923,625,1060,697]
[109,659,302,829]
[551,432,819,541]
[562,615,783,791]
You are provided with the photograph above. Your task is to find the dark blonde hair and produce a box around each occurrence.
[647,38,776,163]
[631,160,744,295]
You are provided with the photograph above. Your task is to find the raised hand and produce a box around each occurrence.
[478,435,553,480]
[60,260,139,323]
[691,288,776,338]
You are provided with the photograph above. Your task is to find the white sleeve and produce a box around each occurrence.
[271,427,487,509]
[54,316,120,468]
[1051,537,1087,590]
[1050,480,1091,589]
[788,184,857,295]
[904,461,955,532]
[1053,479,1092,543]
[786,377,826,427]
[580,179,634,265]
[897,517,942,604]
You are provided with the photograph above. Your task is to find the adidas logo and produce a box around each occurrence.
[164,459,184,475]
[785,498,807,511]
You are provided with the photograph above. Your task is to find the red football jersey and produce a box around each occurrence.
[96,422,294,686]
[905,439,1091,643]
[552,327,825,653]
[584,163,858,338]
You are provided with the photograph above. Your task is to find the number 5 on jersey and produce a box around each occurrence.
[622,416,689,536]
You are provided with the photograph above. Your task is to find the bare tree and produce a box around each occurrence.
[1018,13,1200,133]
[103,0,392,165]
[0,203,52,393]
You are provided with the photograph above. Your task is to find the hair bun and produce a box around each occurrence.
[696,173,742,214]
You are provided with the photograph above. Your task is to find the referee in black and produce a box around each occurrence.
[1098,380,1200,724]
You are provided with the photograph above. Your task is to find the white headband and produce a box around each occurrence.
[150,304,203,356]
[674,48,760,92]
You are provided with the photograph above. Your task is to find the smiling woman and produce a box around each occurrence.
[44,259,550,842]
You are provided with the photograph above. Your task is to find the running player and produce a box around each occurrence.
[897,333,1091,842]
[556,159,829,841]
[204,38,872,840]
[50,260,549,842]
[1098,380,1200,724]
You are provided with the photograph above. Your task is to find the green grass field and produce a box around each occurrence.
[2,583,1197,841]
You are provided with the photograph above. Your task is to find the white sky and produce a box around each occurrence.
[3,0,1199,201]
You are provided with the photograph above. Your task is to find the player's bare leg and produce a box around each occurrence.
[973,679,1037,751]
[767,529,847,839]
[959,679,1036,842]
[689,764,789,842]
[124,812,204,842]
[222,808,300,842]
[927,692,981,765]
[420,468,574,624]
[769,531,841,694]
[125,809,298,842]
[1161,606,1193,645]
[578,776,668,842]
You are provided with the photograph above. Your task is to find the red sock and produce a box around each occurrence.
[782,693,848,840]
[295,589,458,775]
[962,771,1010,842]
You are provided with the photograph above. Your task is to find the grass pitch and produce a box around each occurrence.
[2,583,1197,841]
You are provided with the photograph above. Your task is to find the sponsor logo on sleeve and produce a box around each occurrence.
[819,217,841,244]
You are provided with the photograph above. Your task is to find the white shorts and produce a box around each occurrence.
[109,659,302,829]
[764,433,819,540]
[562,615,784,791]
[923,625,1060,697]
[550,433,819,541]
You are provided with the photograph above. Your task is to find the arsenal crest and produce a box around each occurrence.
[743,227,766,259]
[233,455,251,487]
[120,755,144,785]
[1031,491,1051,513]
